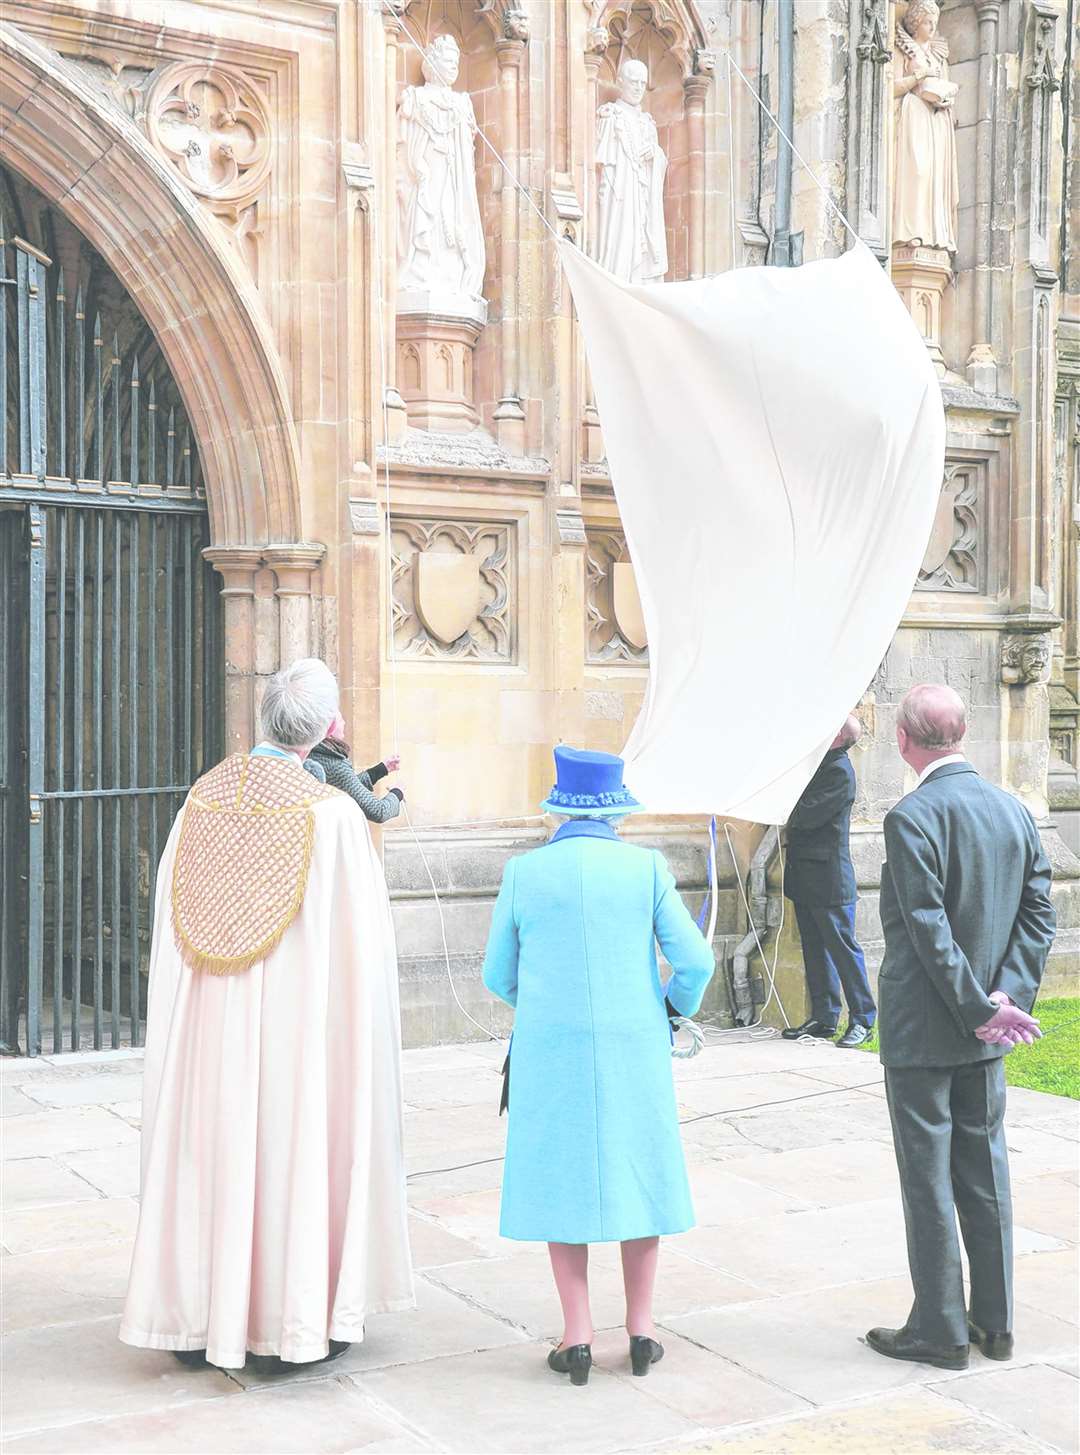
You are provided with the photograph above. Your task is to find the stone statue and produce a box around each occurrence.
[892,0,959,253]
[595,59,669,283]
[397,34,485,302]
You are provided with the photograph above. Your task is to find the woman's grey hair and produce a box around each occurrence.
[259,658,339,750]
[898,683,966,750]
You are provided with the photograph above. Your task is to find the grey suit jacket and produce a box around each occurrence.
[877,762,1056,1069]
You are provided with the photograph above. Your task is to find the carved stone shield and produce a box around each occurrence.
[920,479,960,577]
[415,552,481,646]
[612,562,647,650]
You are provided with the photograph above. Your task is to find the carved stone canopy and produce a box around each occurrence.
[145,63,272,204]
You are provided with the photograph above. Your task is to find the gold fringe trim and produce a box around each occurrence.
[170,754,334,975]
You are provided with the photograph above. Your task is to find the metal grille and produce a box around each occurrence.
[1,167,222,1055]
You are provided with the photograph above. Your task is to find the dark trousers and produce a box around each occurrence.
[885,1060,1012,1346]
[793,900,876,1027]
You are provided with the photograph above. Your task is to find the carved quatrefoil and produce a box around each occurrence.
[146,63,272,203]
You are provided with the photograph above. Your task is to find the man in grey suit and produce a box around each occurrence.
[867,684,1055,1371]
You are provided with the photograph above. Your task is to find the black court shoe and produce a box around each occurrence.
[629,1335,664,1377]
[548,1344,592,1386]
[172,1349,209,1369]
[969,1320,1013,1361]
[781,1018,838,1041]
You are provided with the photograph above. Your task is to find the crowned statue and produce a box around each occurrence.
[595,58,669,284]
[892,0,959,253]
[397,33,486,307]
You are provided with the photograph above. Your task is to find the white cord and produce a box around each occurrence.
[721,822,791,1032]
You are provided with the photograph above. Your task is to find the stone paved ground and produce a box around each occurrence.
[2,1036,1078,1455]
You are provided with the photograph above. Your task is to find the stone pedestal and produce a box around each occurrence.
[396,291,487,433]
[891,244,952,378]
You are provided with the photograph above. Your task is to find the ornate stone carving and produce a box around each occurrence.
[1027,11,1060,93]
[555,508,587,547]
[917,463,981,592]
[145,63,272,204]
[595,59,668,283]
[1001,633,1052,686]
[390,518,514,661]
[603,1,695,80]
[478,0,530,42]
[857,0,891,64]
[891,1,959,254]
[848,0,890,261]
[586,530,648,664]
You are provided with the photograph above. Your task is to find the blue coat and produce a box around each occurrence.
[482,820,714,1243]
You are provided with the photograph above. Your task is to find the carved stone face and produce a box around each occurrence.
[423,37,461,87]
[617,61,648,108]
[903,1,939,44]
[1022,641,1051,681]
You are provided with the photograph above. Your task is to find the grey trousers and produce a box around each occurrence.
[884,1059,1012,1346]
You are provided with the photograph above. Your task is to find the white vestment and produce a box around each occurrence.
[397,82,485,299]
[595,100,668,284]
[120,756,414,1367]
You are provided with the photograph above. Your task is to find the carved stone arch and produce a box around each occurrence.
[589,0,710,82]
[0,23,302,549]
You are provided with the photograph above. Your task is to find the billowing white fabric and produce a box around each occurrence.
[120,793,415,1368]
[559,239,944,824]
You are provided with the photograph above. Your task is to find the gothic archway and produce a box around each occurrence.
[0,22,302,548]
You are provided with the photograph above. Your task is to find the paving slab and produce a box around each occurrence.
[426,1244,769,1342]
[2,1196,138,1255]
[408,1212,492,1270]
[407,1187,516,1257]
[1,1107,137,1160]
[1002,1086,1080,1142]
[2,1156,104,1212]
[231,1274,527,1389]
[665,1275,1008,1407]
[355,1340,698,1454]
[685,1160,813,1224]
[1,1315,239,1437]
[21,1074,148,1110]
[675,1072,840,1119]
[61,1143,142,1199]
[1,1087,39,1117]
[403,1063,503,1111]
[1003,1125,1080,1180]
[693,1098,893,1157]
[0,1377,431,1454]
[668,1385,1047,1454]
[1012,1171,1080,1245]
[930,1360,1080,1453]
[589,1327,810,1430]
[2,1239,133,1335]
[1014,1246,1080,1326]
[716,1141,901,1210]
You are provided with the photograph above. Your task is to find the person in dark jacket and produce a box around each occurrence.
[304,713,404,824]
[781,713,876,1048]
[867,683,1052,1371]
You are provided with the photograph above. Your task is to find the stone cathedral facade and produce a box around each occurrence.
[1,0,1076,1049]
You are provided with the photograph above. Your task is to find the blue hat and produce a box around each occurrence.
[540,745,645,817]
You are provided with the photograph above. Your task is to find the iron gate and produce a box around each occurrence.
[1,167,223,1055]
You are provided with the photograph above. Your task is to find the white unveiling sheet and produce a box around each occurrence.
[558,238,944,825]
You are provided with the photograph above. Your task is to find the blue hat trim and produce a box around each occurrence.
[539,745,645,816]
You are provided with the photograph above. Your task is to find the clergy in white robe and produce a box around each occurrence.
[120,659,414,1370]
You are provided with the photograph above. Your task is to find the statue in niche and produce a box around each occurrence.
[595,58,669,283]
[892,0,959,253]
[397,34,485,302]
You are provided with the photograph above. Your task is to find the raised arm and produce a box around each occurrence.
[883,809,996,1035]
[653,855,714,1018]
[482,859,520,1008]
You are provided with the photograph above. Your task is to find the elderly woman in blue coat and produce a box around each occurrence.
[482,747,714,1387]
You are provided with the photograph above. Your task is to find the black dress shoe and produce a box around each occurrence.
[969,1321,1013,1361]
[548,1343,592,1386]
[248,1340,352,1376]
[781,1018,838,1041]
[866,1326,968,1370]
[836,1023,873,1049]
[629,1335,664,1377]
[172,1349,209,1369]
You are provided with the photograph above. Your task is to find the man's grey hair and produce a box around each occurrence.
[898,683,967,750]
[259,658,339,751]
